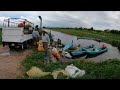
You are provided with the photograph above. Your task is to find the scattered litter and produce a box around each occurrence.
[64,52,72,59]
[61,51,72,59]
[26,66,51,78]
[65,64,85,78]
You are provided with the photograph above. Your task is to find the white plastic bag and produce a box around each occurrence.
[52,47,58,53]
[65,64,85,78]
[64,52,72,59]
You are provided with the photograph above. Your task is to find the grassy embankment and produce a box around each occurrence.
[20,51,120,79]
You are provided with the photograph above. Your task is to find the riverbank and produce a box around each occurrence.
[19,29,120,79]
[21,51,120,79]
[49,28,120,50]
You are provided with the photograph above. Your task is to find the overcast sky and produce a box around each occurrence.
[0,11,120,30]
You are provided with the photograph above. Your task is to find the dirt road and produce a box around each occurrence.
[0,45,33,79]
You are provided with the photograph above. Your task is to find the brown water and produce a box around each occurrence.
[45,29,120,62]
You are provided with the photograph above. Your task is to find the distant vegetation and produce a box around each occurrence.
[49,27,120,50]
[47,27,120,34]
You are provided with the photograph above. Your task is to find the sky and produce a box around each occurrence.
[0,11,120,30]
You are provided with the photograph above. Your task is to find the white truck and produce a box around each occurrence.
[2,18,34,49]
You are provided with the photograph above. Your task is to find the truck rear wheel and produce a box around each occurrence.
[23,41,29,49]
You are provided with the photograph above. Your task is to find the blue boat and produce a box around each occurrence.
[81,44,94,51]
[70,44,94,57]
[85,47,108,55]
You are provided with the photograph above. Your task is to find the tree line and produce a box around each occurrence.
[46,26,120,34]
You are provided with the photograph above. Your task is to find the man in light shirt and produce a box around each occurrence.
[42,30,50,64]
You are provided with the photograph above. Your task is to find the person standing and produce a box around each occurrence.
[57,38,62,47]
[53,35,58,48]
[32,29,40,47]
[42,30,50,64]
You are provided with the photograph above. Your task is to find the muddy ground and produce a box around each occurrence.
[0,45,33,79]
[0,45,72,79]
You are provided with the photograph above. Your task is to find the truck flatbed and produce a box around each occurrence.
[2,27,33,49]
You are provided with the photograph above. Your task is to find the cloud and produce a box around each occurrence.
[0,11,120,30]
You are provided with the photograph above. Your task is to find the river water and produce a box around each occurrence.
[45,29,120,62]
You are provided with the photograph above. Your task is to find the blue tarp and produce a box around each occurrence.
[63,41,73,51]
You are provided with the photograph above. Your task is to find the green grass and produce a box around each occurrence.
[21,51,120,79]
[50,28,120,50]
[0,30,2,45]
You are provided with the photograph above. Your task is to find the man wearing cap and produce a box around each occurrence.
[42,30,50,64]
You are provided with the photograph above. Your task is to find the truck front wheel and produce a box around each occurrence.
[9,46,15,49]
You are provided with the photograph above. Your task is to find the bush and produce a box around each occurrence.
[104,29,110,32]
[110,30,120,34]
[58,51,62,54]
[112,40,120,46]
[111,40,120,51]
[27,30,33,34]
[111,40,117,46]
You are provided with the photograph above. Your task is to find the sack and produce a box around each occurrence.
[38,44,45,52]
[26,66,51,78]
[56,53,60,59]
[52,47,60,59]
[52,50,60,59]
[37,40,43,45]
[65,64,85,78]
[37,40,45,52]
[51,70,69,79]
[52,51,57,56]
